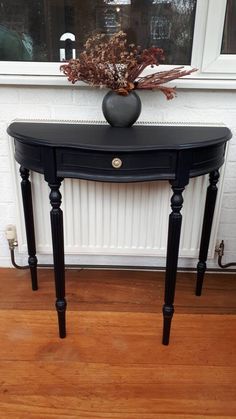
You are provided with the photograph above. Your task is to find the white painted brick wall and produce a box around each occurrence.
[0,85,235,268]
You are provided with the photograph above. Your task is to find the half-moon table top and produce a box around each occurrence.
[8,122,232,183]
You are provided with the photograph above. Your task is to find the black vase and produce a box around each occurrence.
[102,90,141,127]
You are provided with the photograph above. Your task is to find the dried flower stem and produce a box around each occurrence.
[61,31,197,99]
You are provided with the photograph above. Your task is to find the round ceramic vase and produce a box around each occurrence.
[102,90,142,127]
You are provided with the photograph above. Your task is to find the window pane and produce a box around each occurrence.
[221,0,236,54]
[0,0,196,64]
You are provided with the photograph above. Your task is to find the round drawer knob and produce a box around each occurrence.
[112,157,122,169]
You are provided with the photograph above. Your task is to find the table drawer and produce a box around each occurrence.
[56,148,177,182]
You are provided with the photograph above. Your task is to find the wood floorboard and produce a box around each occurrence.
[0,268,235,418]
[0,268,235,313]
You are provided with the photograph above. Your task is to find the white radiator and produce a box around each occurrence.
[10,121,226,261]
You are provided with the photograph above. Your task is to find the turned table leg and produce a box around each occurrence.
[20,166,38,291]
[196,170,220,296]
[49,180,67,338]
[162,183,185,345]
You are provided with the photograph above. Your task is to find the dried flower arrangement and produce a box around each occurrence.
[60,31,197,100]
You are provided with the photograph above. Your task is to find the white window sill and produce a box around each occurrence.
[1,74,236,89]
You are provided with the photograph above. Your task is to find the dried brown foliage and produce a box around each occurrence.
[60,31,197,99]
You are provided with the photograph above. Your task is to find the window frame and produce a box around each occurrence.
[191,0,236,78]
[0,0,236,87]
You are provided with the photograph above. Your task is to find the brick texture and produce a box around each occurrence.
[0,85,235,267]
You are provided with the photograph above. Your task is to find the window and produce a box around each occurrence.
[0,0,196,64]
[0,0,196,76]
[192,0,236,78]
[0,0,235,83]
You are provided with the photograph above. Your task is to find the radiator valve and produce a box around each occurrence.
[5,225,18,250]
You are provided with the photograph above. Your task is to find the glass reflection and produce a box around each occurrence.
[221,0,236,54]
[0,0,196,64]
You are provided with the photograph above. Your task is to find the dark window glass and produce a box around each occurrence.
[0,0,196,64]
[221,0,236,54]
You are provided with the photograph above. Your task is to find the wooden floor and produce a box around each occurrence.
[0,268,235,418]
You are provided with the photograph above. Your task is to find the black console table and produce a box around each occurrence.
[7,122,232,345]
